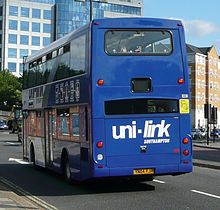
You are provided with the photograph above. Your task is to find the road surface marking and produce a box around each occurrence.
[153,179,166,184]
[0,176,59,210]
[8,158,30,165]
[191,190,220,199]
[6,142,21,145]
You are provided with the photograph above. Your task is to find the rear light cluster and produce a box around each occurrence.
[97,79,104,86]
[96,141,104,162]
[96,141,103,148]
[182,137,189,156]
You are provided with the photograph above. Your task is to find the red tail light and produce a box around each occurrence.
[96,141,103,148]
[183,149,189,156]
[178,78,184,84]
[97,79,104,86]
[182,138,189,144]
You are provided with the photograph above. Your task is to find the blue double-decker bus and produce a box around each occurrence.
[22,18,192,182]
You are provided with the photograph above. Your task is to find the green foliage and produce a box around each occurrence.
[0,70,22,111]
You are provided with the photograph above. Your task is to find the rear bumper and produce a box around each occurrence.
[93,163,193,178]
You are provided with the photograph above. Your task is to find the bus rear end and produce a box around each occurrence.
[91,18,192,180]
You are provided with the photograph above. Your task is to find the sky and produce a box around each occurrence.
[143,0,220,54]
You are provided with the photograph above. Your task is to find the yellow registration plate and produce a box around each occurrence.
[133,168,155,175]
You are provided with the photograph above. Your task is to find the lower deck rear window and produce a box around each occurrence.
[105,99,178,115]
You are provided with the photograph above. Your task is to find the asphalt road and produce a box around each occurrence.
[0,132,219,210]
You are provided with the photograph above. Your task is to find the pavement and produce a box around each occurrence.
[0,178,42,210]
[0,135,219,210]
[193,139,220,170]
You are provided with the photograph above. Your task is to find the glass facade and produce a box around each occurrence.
[54,0,142,39]
[22,0,54,3]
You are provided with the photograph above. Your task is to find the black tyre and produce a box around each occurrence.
[30,144,35,165]
[63,155,71,183]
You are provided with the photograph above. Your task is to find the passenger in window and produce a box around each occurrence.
[120,46,127,53]
[135,46,142,53]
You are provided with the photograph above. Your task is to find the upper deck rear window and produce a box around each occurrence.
[105,30,172,55]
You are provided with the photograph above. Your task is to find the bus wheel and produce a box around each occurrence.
[30,144,35,166]
[63,156,71,183]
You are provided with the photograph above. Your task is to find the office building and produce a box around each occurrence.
[0,0,143,76]
[52,0,144,40]
[0,0,54,77]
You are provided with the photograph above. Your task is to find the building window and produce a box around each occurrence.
[32,9,41,19]
[21,7,29,17]
[0,20,2,30]
[9,6,18,16]
[8,34,17,44]
[43,10,51,19]
[20,35,29,45]
[8,48,17,58]
[43,37,50,46]
[19,63,24,73]
[0,6,2,16]
[32,22,40,32]
[20,49,28,59]
[8,62,16,72]
[32,36,40,46]
[20,21,29,31]
[9,20,17,30]
[43,23,51,33]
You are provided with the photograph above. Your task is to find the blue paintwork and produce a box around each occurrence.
[90,18,192,179]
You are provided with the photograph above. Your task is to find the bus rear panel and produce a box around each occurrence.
[91,18,192,179]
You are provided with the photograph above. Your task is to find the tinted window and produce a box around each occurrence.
[43,23,51,33]
[32,22,40,32]
[21,7,29,17]
[43,10,51,19]
[20,35,29,45]
[8,62,16,72]
[8,48,17,58]
[8,34,17,44]
[32,9,41,19]
[70,34,86,77]
[9,6,18,16]
[21,21,29,31]
[32,36,40,46]
[105,30,172,55]
[105,99,178,115]
[43,37,50,46]
[9,20,17,30]
[20,49,28,59]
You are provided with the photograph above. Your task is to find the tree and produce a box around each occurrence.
[0,70,22,111]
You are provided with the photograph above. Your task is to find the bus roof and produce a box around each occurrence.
[93,17,183,29]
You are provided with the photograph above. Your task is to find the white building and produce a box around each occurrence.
[0,0,54,77]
